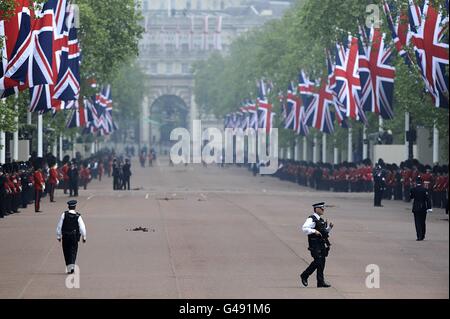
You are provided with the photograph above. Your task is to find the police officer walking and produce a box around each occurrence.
[410,177,432,241]
[56,200,87,273]
[300,202,334,288]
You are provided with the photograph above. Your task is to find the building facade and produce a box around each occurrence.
[138,0,292,150]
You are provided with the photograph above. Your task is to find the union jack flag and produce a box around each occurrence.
[298,70,315,109]
[54,3,80,102]
[301,71,335,134]
[284,82,298,131]
[257,79,275,134]
[66,100,86,128]
[326,50,348,128]
[0,1,33,97]
[246,100,258,130]
[239,104,250,130]
[28,0,72,113]
[334,36,367,122]
[409,0,449,108]
[382,0,414,66]
[359,26,396,119]
[296,100,309,136]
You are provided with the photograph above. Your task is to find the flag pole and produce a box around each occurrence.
[348,127,353,162]
[363,126,368,160]
[13,97,19,161]
[37,114,43,158]
[333,140,339,165]
[313,136,318,163]
[405,112,410,160]
[59,134,63,161]
[0,99,5,163]
[433,124,439,164]
[322,134,327,163]
[302,136,307,161]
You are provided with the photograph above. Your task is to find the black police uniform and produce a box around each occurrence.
[300,203,332,288]
[373,166,386,207]
[61,211,81,270]
[410,179,432,241]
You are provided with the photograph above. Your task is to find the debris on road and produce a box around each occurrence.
[127,227,155,232]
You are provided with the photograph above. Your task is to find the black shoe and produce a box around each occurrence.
[300,274,308,287]
[317,282,331,288]
[70,269,74,274]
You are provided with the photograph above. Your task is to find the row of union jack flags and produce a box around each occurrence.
[224,0,448,136]
[66,85,118,136]
[224,79,276,135]
[0,0,81,113]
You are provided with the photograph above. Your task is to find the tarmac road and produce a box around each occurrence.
[0,158,448,299]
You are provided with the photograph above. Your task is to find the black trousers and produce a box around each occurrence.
[0,194,5,217]
[374,187,383,206]
[62,234,79,267]
[69,181,78,197]
[302,247,328,284]
[113,176,119,190]
[35,190,41,212]
[302,256,326,284]
[123,177,130,190]
[413,211,427,240]
[49,184,56,202]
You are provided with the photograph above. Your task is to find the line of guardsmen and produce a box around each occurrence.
[269,158,448,213]
[0,151,114,218]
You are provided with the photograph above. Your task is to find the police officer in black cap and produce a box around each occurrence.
[56,200,87,273]
[410,177,432,241]
[300,202,334,288]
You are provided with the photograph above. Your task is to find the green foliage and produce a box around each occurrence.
[110,60,146,139]
[77,0,144,90]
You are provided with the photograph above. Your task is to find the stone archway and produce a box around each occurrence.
[148,95,189,155]
[140,75,198,150]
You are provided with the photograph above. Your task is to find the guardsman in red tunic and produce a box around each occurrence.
[442,169,449,214]
[11,167,22,213]
[401,167,412,202]
[385,167,395,200]
[49,164,60,202]
[98,161,104,182]
[6,171,15,214]
[421,167,433,204]
[61,162,70,194]
[34,168,45,213]
[80,164,91,190]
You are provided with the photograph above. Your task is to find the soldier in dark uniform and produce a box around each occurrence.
[68,161,79,197]
[410,177,432,241]
[373,164,386,207]
[112,159,120,190]
[56,200,87,274]
[122,159,132,190]
[300,202,334,288]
